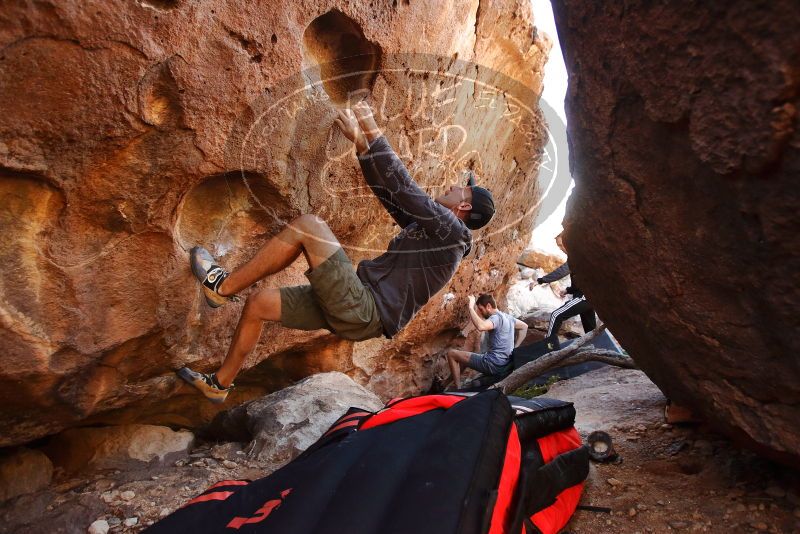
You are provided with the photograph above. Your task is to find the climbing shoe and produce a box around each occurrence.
[190,246,239,308]
[176,367,232,404]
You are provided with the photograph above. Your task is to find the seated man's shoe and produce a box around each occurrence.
[190,246,239,308]
[176,367,232,404]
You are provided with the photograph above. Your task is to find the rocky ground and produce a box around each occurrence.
[554,368,800,534]
[1,367,797,534]
[0,441,275,534]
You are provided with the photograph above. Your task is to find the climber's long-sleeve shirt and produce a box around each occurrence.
[539,262,570,283]
[355,135,472,338]
[539,262,584,298]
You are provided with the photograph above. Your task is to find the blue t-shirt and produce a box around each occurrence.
[484,311,515,366]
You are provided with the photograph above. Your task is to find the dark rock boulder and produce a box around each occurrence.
[552,1,800,463]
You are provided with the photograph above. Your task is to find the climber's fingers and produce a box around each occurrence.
[337,108,355,122]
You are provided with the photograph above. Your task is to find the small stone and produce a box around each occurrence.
[222,460,238,469]
[123,517,138,527]
[88,519,109,534]
[667,520,690,530]
[107,518,121,527]
[606,519,613,526]
[607,477,622,487]
[94,479,115,491]
[657,500,665,506]
[750,522,768,531]
[628,507,637,517]
[757,503,765,511]
[160,508,171,517]
[174,459,187,467]
[637,504,648,511]
[120,490,135,501]
[764,485,785,498]
[211,442,243,461]
[661,423,673,430]
[101,491,117,504]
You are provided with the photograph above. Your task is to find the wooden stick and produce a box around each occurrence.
[492,324,636,393]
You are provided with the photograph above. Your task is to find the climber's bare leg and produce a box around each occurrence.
[217,214,340,296]
[446,349,472,389]
[215,287,281,387]
[213,215,341,387]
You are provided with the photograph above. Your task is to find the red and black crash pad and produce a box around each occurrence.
[144,390,588,534]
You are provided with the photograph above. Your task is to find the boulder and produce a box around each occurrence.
[206,372,383,470]
[0,448,53,502]
[553,1,800,463]
[517,246,566,274]
[45,424,194,473]
[0,0,550,446]
[506,276,568,317]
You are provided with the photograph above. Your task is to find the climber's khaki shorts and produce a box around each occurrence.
[279,247,385,341]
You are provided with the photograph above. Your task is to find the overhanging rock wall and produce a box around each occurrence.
[553,1,800,463]
[0,0,550,446]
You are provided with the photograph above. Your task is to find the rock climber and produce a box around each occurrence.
[445,293,528,389]
[532,233,596,350]
[177,101,496,402]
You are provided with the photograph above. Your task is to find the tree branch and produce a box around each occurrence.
[491,324,636,394]
[557,348,637,370]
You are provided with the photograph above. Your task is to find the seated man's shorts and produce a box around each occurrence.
[468,352,512,377]
[279,248,385,341]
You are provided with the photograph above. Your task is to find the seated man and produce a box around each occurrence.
[446,293,528,389]
[177,101,496,402]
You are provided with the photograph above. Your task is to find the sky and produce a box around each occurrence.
[530,0,567,123]
[528,0,573,255]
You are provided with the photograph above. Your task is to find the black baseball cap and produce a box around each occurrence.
[464,171,495,230]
